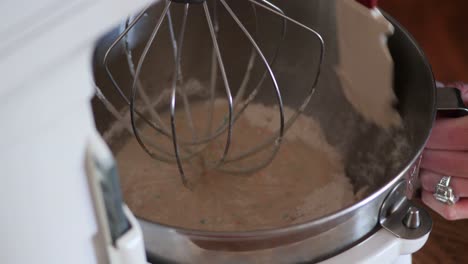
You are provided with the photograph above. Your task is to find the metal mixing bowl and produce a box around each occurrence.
[91,0,441,262]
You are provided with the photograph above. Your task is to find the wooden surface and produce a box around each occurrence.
[411,205,468,264]
[379,1,468,263]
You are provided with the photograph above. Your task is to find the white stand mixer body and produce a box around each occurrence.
[0,1,151,263]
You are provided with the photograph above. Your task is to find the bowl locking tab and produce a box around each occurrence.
[379,181,432,239]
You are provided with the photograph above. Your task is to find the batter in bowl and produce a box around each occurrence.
[115,100,357,231]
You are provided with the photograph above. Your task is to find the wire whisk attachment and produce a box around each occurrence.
[98,0,325,187]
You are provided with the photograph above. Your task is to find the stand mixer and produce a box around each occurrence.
[2,0,442,263]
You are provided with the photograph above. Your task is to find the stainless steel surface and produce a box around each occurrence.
[100,0,325,186]
[91,0,438,262]
[403,207,421,229]
[379,181,432,239]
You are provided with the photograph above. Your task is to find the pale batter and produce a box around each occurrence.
[115,101,357,231]
[336,0,402,130]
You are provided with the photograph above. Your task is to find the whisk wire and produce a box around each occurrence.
[217,0,284,172]
[130,1,173,161]
[220,0,325,168]
[170,3,190,185]
[203,1,234,168]
[104,3,194,163]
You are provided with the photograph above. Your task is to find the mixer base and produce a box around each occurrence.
[394,254,412,264]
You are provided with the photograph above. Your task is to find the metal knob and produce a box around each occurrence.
[403,206,421,229]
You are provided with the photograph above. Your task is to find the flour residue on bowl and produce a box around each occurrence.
[115,100,357,231]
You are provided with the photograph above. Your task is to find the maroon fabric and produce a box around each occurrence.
[355,0,378,8]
